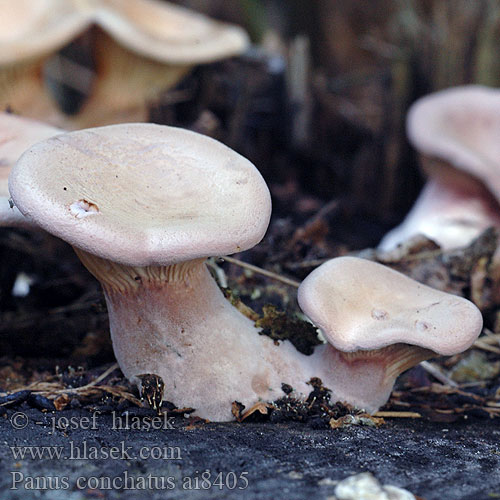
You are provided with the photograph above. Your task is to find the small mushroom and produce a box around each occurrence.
[298,256,482,412]
[379,85,500,251]
[0,112,62,226]
[335,472,416,500]
[9,123,322,421]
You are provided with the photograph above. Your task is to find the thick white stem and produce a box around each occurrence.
[75,252,316,420]
[312,343,433,413]
[67,31,190,129]
[75,250,431,420]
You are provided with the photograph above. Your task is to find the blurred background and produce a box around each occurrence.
[2,0,500,368]
[41,0,500,238]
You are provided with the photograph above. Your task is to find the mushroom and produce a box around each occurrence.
[297,256,482,412]
[0,0,92,123]
[0,0,249,128]
[94,0,249,64]
[69,0,249,127]
[378,174,500,252]
[379,85,500,252]
[9,123,326,421]
[0,112,62,226]
[335,472,416,500]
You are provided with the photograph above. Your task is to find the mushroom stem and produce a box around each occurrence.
[69,30,190,128]
[73,248,446,417]
[313,343,435,413]
[73,249,317,421]
[0,60,63,125]
[379,173,500,252]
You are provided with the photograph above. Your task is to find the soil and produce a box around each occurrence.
[0,408,499,500]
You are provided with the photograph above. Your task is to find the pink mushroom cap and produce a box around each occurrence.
[407,85,500,200]
[0,0,92,65]
[298,256,483,356]
[9,123,272,265]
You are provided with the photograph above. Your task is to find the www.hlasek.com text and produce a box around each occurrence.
[10,440,182,461]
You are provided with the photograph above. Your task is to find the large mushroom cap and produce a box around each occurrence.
[407,85,500,199]
[9,123,271,265]
[0,0,92,65]
[298,256,482,355]
[94,0,250,64]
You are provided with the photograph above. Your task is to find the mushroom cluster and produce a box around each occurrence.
[8,123,483,421]
[379,85,500,252]
[9,123,311,421]
[0,0,248,128]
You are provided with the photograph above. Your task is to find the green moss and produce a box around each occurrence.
[254,304,322,355]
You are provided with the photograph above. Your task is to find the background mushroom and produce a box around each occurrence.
[0,0,92,124]
[379,172,500,252]
[69,0,249,127]
[379,85,500,251]
[298,256,483,412]
[1,0,249,128]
